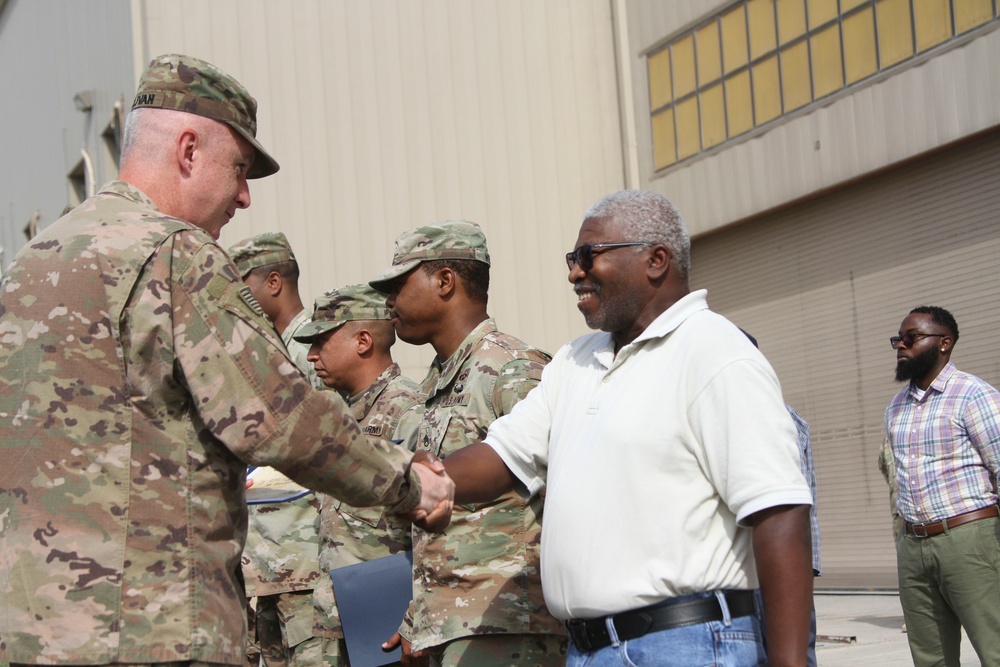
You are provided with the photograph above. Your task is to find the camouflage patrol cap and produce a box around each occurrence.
[131,54,279,179]
[369,220,490,293]
[293,284,391,343]
[227,232,296,277]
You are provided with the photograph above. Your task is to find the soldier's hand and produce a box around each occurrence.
[408,453,454,532]
[382,631,430,666]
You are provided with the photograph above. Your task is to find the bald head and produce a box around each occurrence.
[118,107,254,240]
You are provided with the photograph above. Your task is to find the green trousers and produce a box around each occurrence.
[896,514,1000,667]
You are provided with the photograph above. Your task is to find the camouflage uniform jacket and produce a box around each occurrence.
[0,182,423,666]
[314,363,423,639]
[240,310,325,598]
[407,319,564,652]
[282,308,324,390]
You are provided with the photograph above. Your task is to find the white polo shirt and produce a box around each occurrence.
[484,290,812,620]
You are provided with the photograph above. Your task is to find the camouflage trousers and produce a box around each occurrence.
[431,633,568,667]
[256,589,323,667]
[317,636,348,667]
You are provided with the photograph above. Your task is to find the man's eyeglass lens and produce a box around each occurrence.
[565,243,653,271]
[889,333,945,349]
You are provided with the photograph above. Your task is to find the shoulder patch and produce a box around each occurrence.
[238,285,266,318]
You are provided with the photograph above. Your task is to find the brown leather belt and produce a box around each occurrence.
[565,590,757,652]
[905,505,999,537]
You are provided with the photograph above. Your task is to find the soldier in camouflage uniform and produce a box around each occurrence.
[292,284,424,666]
[228,233,324,390]
[228,233,325,667]
[371,222,566,666]
[0,54,452,667]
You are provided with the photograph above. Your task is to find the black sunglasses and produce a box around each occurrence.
[889,333,945,349]
[565,242,655,271]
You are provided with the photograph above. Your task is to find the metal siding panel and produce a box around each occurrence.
[691,130,1000,588]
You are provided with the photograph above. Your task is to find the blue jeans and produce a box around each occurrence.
[566,591,766,667]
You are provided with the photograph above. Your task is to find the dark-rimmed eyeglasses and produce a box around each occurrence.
[889,333,945,349]
[565,242,655,271]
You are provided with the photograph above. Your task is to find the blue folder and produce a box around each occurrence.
[329,551,414,667]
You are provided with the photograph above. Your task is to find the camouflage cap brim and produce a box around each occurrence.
[132,54,279,179]
[230,123,279,179]
[368,259,423,293]
[292,319,344,344]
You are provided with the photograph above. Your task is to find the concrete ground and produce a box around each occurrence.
[814,592,978,666]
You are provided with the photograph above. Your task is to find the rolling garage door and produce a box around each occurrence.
[690,128,1000,588]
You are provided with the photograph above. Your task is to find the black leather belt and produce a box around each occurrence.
[565,590,758,652]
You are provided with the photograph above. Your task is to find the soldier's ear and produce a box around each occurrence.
[434,267,457,297]
[355,329,374,355]
[177,129,198,176]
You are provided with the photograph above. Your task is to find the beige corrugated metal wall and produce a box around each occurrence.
[133,0,625,377]
[691,129,1000,588]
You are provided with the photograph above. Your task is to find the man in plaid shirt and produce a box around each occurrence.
[886,305,1000,667]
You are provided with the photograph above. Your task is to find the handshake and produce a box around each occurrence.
[406,451,455,532]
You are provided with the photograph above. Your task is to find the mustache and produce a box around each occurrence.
[573,282,601,295]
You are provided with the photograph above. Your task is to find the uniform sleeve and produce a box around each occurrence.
[484,357,556,496]
[491,355,547,417]
[170,237,421,512]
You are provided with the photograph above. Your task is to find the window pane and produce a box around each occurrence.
[649,49,673,110]
[696,21,723,84]
[748,0,778,60]
[675,97,701,160]
[752,55,782,124]
[841,0,869,10]
[807,0,838,28]
[725,71,754,136]
[672,36,697,98]
[776,0,807,45]
[721,5,750,74]
[700,84,727,148]
[780,41,812,112]
[954,0,995,33]
[914,0,952,51]
[843,7,878,83]
[810,24,843,98]
[876,0,914,67]
[652,109,676,170]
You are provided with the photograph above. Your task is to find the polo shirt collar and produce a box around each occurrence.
[593,289,708,366]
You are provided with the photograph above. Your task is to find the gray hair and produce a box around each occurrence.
[121,107,215,165]
[584,190,691,279]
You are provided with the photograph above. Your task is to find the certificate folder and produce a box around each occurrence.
[329,551,413,667]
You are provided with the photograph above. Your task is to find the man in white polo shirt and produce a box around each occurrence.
[440,189,813,667]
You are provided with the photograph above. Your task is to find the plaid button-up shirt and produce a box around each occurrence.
[885,362,1000,524]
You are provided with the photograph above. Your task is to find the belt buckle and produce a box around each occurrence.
[910,522,930,538]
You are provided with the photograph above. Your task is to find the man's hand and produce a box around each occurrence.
[408,452,454,532]
[382,631,430,667]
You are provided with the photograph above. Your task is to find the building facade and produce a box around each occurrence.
[2,0,998,588]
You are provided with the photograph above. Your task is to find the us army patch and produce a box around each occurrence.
[438,394,469,408]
